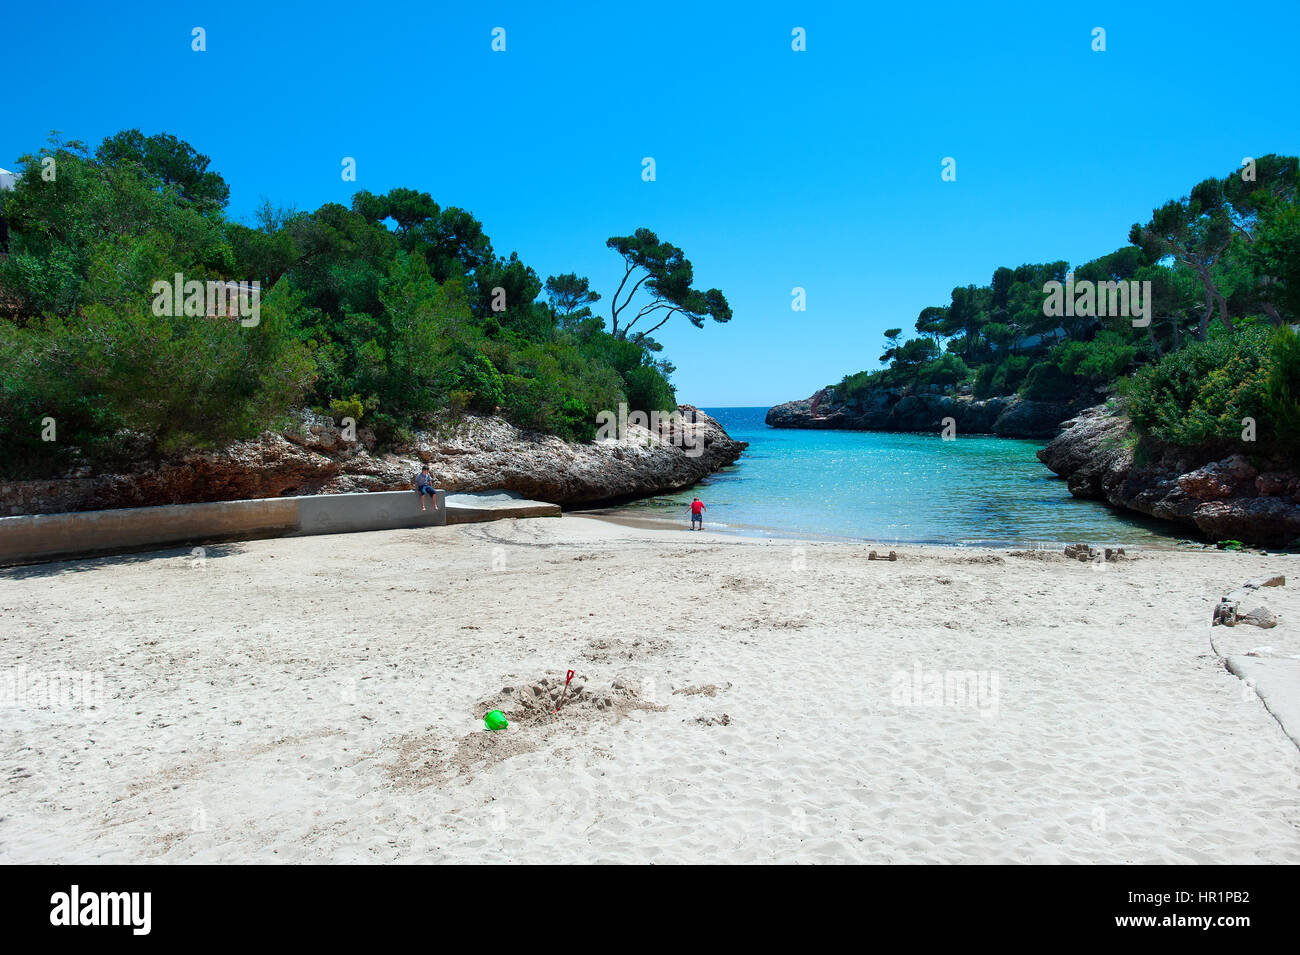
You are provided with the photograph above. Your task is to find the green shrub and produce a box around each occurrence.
[0,283,316,478]
[972,356,1030,399]
[448,389,474,414]
[1021,332,1137,400]
[623,364,677,414]
[328,394,365,423]
[454,353,505,412]
[1057,332,1138,381]
[1020,362,1078,401]
[917,353,970,388]
[837,368,887,402]
[1266,326,1300,456]
[1128,327,1272,450]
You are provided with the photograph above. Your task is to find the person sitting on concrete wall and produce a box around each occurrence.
[414,465,440,512]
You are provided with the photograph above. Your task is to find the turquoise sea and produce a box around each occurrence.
[599,407,1184,546]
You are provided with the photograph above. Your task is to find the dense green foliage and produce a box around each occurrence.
[1126,328,1274,450]
[0,131,715,478]
[1266,326,1300,456]
[832,155,1300,457]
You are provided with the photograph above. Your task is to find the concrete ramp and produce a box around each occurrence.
[1213,573,1300,753]
[1225,656,1300,751]
[445,490,562,524]
[0,488,568,566]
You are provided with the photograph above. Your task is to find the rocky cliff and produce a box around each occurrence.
[1038,404,1300,547]
[0,405,746,516]
[765,386,1086,438]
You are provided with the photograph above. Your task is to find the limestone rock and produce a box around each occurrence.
[0,405,747,516]
[1212,600,1239,626]
[1037,404,1300,547]
[1244,575,1286,589]
[1238,607,1279,628]
[1256,472,1290,496]
[1178,454,1256,501]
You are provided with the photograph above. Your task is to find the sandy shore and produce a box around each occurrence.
[2,515,1298,864]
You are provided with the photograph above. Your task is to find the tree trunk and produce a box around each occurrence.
[1197,287,1213,341]
[1146,321,1165,358]
[1210,285,1234,334]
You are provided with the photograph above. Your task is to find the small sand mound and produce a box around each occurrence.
[721,615,810,631]
[387,728,542,789]
[477,674,665,726]
[450,731,541,772]
[673,682,733,697]
[582,637,672,662]
[387,675,662,789]
[693,713,732,726]
[384,680,665,789]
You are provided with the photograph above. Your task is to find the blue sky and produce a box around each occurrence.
[4,1,1298,406]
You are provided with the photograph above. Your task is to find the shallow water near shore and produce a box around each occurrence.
[599,407,1186,547]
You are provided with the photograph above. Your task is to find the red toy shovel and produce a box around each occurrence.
[553,669,576,714]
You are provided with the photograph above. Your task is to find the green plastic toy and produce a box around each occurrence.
[484,709,508,731]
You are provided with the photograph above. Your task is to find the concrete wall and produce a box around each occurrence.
[294,490,445,536]
[0,490,449,566]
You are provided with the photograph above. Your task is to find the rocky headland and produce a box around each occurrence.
[765,385,1087,439]
[0,405,746,516]
[1038,403,1300,547]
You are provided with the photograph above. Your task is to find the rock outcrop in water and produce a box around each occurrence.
[1037,403,1300,547]
[766,386,1085,438]
[0,405,746,516]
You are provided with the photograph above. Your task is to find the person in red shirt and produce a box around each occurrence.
[689,497,706,530]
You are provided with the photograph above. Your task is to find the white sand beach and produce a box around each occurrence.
[2,516,1298,864]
